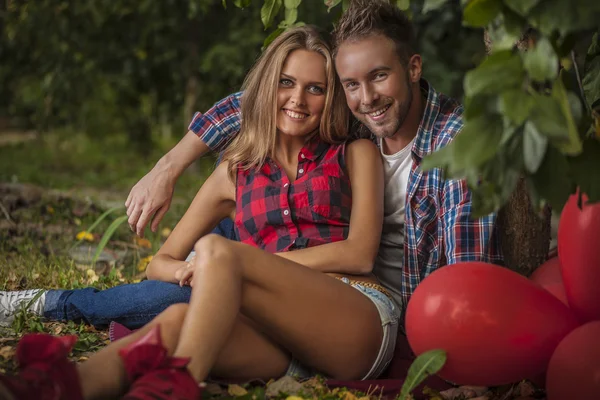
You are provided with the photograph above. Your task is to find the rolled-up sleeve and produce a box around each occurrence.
[188,92,243,152]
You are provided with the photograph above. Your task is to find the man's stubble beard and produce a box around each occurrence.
[356,73,413,140]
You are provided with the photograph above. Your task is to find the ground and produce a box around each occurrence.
[0,131,546,399]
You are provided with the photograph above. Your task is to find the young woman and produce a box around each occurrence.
[0,26,398,400]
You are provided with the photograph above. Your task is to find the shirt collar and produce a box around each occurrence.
[300,133,330,162]
[410,79,441,160]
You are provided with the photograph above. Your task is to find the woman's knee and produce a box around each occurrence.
[194,234,239,270]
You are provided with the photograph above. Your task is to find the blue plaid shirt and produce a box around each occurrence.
[188,81,503,312]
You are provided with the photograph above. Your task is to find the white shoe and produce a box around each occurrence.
[0,289,46,327]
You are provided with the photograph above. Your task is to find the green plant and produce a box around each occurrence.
[227,0,600,216]
[398,349,447,400]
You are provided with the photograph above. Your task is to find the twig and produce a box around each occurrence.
[0,201,15,225]
[571,50,592,114]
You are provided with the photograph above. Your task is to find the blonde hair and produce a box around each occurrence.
[223,25,349,180]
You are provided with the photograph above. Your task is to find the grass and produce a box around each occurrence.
[0,129,212,374]
[0,130,535,400]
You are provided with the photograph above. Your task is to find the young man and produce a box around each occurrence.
[0,0,502,328]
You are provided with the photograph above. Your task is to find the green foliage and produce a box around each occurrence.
[398,349,447,400]
[252,0,600,216]
[419,0,600,216]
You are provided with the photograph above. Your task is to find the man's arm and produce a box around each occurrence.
[145,161,236,283]
[441,178,503,265]
[126,92,243,236]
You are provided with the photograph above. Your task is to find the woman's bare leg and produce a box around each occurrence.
[77,305,290,399]
[77,303,189,400]
[174,235,383,382]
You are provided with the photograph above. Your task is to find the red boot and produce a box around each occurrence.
[0,334,84,400]
[119,326,203,400]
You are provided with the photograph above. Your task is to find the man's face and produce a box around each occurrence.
[335,34,419,139]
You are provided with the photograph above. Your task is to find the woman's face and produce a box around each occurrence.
[276,49,328,139]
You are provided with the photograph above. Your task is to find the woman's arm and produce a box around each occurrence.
[145,161,236,283]
[276,139,384,275]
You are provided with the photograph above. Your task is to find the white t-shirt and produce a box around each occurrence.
[373,138,415,311]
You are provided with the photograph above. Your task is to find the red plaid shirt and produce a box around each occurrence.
[235,137,351,253]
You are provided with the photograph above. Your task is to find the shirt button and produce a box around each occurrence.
[298,168,304,174]
[300,153,306,159]
[283,210,289,216]
[283,183,289,188]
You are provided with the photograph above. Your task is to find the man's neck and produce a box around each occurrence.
[382,86,425,155]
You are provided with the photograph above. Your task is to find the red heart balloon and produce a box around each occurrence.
[546,321,600,400]
[558,193,600,323]
[530,257,568,306]
[406,262,579,386]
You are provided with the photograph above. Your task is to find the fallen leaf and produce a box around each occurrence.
[266,376,303,398]
[137,256,153,272]
[228,384,248,396]
[85,269,99,284]
[205,383,224,395]
[0,346,15,360]
[134,237,152,249]
[46,205,55,214]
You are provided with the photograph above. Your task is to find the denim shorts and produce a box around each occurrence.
[286,277,400,380]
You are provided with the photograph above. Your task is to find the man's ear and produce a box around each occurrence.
[407,54,422,83]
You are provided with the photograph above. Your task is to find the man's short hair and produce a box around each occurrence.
[332,0,416,65]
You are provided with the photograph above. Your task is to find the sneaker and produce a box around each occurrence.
[0,289,46,327]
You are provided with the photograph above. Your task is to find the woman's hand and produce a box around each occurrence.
[174,256,196,287]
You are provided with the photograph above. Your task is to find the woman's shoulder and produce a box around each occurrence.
[345,138,379,158]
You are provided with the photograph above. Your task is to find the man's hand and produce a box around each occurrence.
[125,163,176,237]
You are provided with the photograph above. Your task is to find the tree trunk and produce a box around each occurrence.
[485,30,553,276]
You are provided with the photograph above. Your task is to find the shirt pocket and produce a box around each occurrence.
[297,175,351,223]
[411,194,439,259]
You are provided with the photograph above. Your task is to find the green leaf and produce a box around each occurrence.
[397,0,410,11]
[284,0,301,7]
[552,79,583,155]
[325,0,342,12]
[283,6,298,26]
[422,0,447,14]
[530,95,569,140]
[399,349,447,400]
[528,1,600,37]
[71,206,124,250]
[463,0,502,27]
[233,0,252,7]
[485,9,525,52]
[261,0,282,29]
[92,215,129,265]
[523,121,549,173]
[583,33,600,110]
[522,37,559,83]
[262,27,285,49]
[422,115,503,176]
[500,89,534,125]
[529,145,573,213]
[568,139,600,203]
[464,51,524,97]
[503,0,539,16]
[464,94,499,120]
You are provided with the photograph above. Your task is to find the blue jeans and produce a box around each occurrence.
[44,218,237,329]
